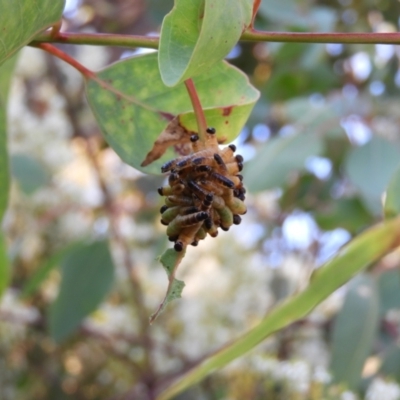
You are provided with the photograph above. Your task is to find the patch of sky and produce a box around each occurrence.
[342,84,358,99]
[340,115,372,146]
[317,228,351,265]
[305,156,332,180]
[279,125,296,137]
[349,52,371,81]
[93,216,110,237]
[309,93,325,106]
[263,233,284,268]
[375,44,394,65]
[226,45,242,60]
[231,127,256,161]
[233,221,265,249]
[252,123,271,142]
[326,43,343,57]
[63,0,80,18]
[282,212,319,250]
[369,81,385,96]
[120,48,157,60]
[342,9,358,25]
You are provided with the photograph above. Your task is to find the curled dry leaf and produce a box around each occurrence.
[141,117,196,167]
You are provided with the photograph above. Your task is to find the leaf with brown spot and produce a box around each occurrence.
[141,117,195,167]
[86,53,259,174]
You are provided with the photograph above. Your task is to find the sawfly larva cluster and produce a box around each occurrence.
[158,127,247,252]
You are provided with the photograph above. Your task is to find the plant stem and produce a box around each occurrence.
[36,43,164,118]
[32,32,159,49]
[184,79,207,141]
[30,30,400,49]
[33,43,95,78]
[241,29,400,44]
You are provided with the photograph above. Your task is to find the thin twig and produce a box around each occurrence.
[241,29,400,44]
[30,30,400,48]
[33,43,95,78]
[31,32,159,49]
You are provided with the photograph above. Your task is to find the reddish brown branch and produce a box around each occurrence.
[33,43,95,79]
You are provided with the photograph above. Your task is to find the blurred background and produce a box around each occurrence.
[2,0,400,399]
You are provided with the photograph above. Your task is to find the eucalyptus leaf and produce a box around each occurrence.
[330,274,379,390]
[378,269,400,315]
[345,136,400,215]
[0,0,65,66]
[380,343,400,382]
[258,0,336,31]
[158,0,252,86]
[384,164,400,219]
[0,55,17,223]
[160,249,185,303]
[315,198,373,234]
[0,52,18,303]
[49,241,115,343]
[150,248,186,323]
[244,132,323,192]
[86,53,259,174]
[21,242,84,299]
[158,216,400,399]
[10,153,50,195]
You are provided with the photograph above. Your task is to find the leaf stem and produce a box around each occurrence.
[250,0,261,29]
[184,79,207,141]
[30,30,400,48]
[32,43,95,79]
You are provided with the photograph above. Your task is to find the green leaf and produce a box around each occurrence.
[10,153,50,194]
[380,343,400,381]
[258,0,336,32]
[0,55,15,301]
[157,216,400,400]
[158,0,252,86]
[150,248,186,323]
[0,55,18,223]
[49,241,115,343]
[378,269,400,315]
[160,249,185,302]
[282,97,343,136]
[21,242,83,299]
[244,132,323,192]
[345,136,400,214]
[263,65,338,101]
[330,274,379,390]
[0,232,10,299]
[0,0,65,66]
[384,164,400,219]
[86,53,259,174]
[315,198,374,234]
